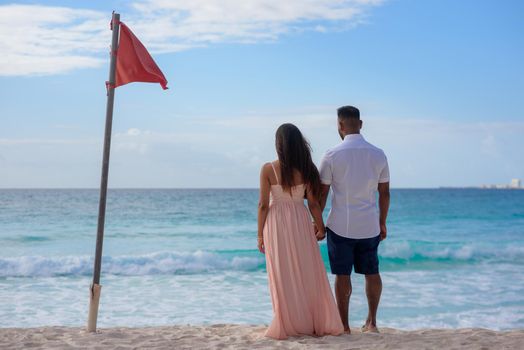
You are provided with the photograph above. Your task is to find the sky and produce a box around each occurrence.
[0,0,523,188]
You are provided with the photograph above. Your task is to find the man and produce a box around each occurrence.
[319,105,390,334]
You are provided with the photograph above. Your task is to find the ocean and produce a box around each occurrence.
[1,189,523,329]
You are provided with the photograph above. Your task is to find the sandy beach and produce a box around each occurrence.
[1,325,523,349]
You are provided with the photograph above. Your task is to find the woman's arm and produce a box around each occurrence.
[306,187,326,241]
[257,164,271,253]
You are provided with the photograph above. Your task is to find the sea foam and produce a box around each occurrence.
[0,251,264,277]
[2,243,522,277]
[379,241,524,262]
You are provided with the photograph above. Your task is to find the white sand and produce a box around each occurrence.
[1,325,523,349]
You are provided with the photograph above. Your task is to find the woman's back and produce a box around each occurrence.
[268,161,305,204]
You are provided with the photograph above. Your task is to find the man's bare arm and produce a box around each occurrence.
[320,184,330,212]
[378,182,390,240]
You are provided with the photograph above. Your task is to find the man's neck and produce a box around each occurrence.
[342,131,360,138]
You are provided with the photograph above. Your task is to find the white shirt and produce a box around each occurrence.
[319,134,389,239]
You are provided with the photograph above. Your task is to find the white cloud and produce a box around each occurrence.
[481,134,498,157]
[129,0,384,49]
[0,4,107,76]
[0,0,384,76]
[125,128,142,136]
[1,113,523,188]
[0,138,97,145]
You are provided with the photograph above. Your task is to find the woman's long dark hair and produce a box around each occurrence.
[275,123,321,200]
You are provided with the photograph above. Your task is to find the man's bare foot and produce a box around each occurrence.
[361,323,379,333]
[343,327,351,334]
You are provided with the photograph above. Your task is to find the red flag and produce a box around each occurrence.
[115,22,168,90]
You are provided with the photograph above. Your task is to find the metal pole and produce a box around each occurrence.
[87,12,120,333]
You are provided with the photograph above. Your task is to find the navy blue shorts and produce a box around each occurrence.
[326,227,380,275]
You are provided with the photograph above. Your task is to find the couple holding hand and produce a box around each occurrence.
[257,105,390,339]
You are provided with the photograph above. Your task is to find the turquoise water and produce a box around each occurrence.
[1,189,523,329]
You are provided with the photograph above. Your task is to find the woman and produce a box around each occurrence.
[257,123,344,339]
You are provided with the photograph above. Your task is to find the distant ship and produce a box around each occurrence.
[479,178,523,189]
[440,179,524,190]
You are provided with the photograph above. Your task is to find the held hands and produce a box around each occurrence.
[257,236,265,254]
[380,223,387,241]
[314,223,326,241]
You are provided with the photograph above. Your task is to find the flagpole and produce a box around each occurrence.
[87,11,120,333]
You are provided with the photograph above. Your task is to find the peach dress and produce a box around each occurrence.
[263,163,344,339]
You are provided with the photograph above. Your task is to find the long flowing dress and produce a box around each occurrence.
[263,164,344,339]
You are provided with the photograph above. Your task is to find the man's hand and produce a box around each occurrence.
[379,223,387,241]
[257,236,265,254]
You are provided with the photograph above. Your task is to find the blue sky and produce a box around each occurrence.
[1,0,523,188]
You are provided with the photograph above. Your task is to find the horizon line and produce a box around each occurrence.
[0,186,501,190]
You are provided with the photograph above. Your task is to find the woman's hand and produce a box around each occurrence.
[257,236,265,254]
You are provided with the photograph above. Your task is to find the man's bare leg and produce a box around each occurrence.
[364,273,382,332]
[335,274,352,333]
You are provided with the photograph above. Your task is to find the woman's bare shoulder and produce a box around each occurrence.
[261,162,271,170]
[259,162,272,177]
[261,160,278,171]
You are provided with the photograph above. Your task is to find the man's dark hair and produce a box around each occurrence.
[337,105,360,120]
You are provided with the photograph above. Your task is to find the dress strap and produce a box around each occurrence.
[270,162,279,185]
